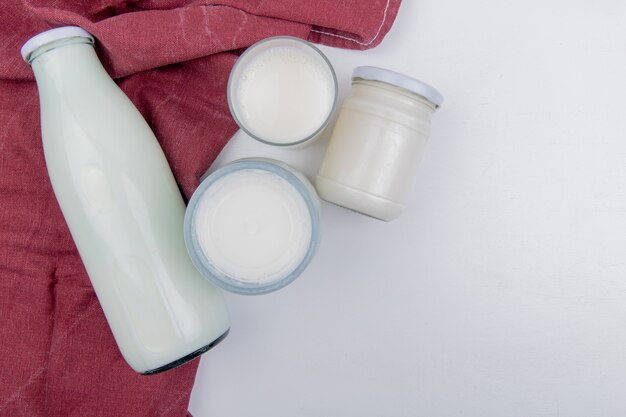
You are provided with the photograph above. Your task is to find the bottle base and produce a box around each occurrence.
[142,329,230,375]
[315,175,404,221]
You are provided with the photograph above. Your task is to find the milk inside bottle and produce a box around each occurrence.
[21,26,230,374]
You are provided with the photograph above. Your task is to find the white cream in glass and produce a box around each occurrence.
[185,158,321,295]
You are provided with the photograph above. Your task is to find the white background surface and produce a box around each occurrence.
[189,1,626,416]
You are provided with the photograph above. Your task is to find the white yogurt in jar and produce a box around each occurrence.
[185,159,321,294]
[316,66,443,221]
[228,37,337,146]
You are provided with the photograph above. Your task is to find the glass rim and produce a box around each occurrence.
[227,36,339,147]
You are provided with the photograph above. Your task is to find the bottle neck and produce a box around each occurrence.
[351,78,437,112]
[28,37,94,64]
[29,39,107,94]
[342,79,435,136]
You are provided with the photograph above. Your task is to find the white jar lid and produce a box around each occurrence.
[21,26,94,62]
[352,66,444,107]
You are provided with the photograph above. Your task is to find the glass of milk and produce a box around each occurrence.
[184,158,321,295]
[227,37,338,147]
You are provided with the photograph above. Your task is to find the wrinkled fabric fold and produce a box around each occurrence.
[0,1,401,416]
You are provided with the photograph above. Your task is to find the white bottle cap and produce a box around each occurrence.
[352,66,444,107]
[21,26,94,62]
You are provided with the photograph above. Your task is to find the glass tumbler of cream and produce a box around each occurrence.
[227,36,338,147]
[316,66,444,221]
[184,158,321,295]
[21,27,229,374]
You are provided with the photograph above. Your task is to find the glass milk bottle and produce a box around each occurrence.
[21,26,230,374]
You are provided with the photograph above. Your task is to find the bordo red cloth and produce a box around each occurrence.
[0,1,400,416]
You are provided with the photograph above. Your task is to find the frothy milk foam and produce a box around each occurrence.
[234,45,335,144]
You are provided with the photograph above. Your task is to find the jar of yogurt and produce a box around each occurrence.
[316,66,443,221]
[184,158,321,295]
